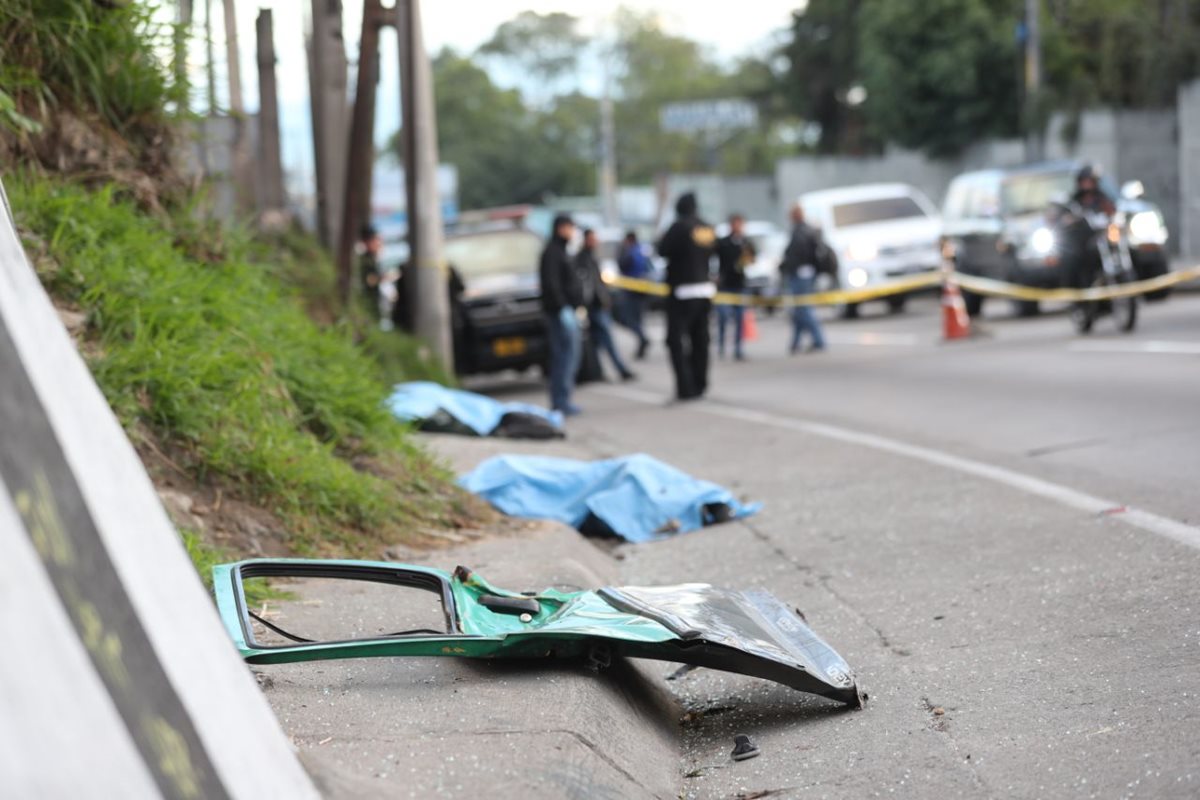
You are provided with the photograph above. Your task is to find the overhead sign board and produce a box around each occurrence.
[660,99,759,134]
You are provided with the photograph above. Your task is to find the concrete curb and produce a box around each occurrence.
[258,517,681,799]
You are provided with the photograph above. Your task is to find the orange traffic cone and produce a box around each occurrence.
[742,307,759,342]
[942,276,971,340]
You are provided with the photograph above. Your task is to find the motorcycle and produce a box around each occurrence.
[1048,201,1138,334]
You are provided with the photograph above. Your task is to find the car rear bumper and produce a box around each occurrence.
[457,309,548,376]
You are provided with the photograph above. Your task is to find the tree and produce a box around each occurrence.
[477,11,586,103]
[858,0,1020,157]
[388,49,594,210]
[1042,0,1200,110]
[779,0,875,154]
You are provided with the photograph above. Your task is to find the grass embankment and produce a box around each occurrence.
[12,173,480,559]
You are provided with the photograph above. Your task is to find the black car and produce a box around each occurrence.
[941,161,1171,316]
[445,228,549,376]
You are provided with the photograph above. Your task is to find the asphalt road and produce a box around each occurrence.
[470,291,1200,798]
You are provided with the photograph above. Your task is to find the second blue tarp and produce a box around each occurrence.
[460,453,761,543]
[386,382,563,437]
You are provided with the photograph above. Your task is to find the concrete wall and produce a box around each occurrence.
[776,149,961,209]
[1180,80,1200,260]
[1114,110,1180,247]
[663,173,775,226]
[178,114,261,222]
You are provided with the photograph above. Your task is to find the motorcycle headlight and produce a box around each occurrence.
[1029,227,1055,256]
[845,242,878,262]
[1128,211,1165,243]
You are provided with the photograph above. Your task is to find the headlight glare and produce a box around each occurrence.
[847,267,869,288]
[1129,211,1165,242]
[1030,227,1055,256]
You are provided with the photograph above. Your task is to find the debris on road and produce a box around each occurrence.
[213,559,863,706]
[731,733,760,761]
[386,381,563,439]
[459,453,762,542]
[667,663,699,681]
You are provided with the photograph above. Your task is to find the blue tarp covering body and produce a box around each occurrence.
[386,382,562,436]
[460,454,761,543]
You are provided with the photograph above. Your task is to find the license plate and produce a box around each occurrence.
[492,337,527,357]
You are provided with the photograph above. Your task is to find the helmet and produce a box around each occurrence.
[1075,163,1102,185]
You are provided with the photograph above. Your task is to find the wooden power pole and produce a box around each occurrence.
[255,9,285,214]
[335,0,384,305]
[396,0,452,369]
[307,0,349,250]
[222,0,253,212]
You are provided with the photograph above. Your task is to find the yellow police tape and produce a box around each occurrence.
[606,264,1200,307]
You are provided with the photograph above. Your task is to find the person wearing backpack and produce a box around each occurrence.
[779,203,829,355]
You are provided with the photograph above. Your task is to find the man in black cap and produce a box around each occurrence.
[657,192,717,401]
[539,214,584,415]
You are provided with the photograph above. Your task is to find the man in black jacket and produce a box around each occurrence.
[657,192,716,400]
[780,203,827,354]
[715,213,756,360]
[540,214,583,415]
[575,229,635,381]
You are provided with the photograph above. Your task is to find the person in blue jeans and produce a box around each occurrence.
[779,203,827,354]
[715,213,757,360]
[615,231,651,359]
[576,228,636,381]
[539,215,584,414]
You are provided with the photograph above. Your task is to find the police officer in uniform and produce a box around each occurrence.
[657,192,716,401]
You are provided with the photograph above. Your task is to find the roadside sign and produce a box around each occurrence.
[660,99,759,134]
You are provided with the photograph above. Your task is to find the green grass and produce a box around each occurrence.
[0,0,182,141]
[181,529,289,607]
[11,173,471,554]
[254,225,457,387]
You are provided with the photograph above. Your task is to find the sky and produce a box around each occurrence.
[192,1,797,185]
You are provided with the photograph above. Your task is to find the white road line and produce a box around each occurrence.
[1070,340,1200,355]
[595,385,1200,552]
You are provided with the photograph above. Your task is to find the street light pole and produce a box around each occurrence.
[599,60,618,228]
[1024,0,1043,161]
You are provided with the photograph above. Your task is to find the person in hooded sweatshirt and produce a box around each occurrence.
[657,192,717,401]
[539,214,584,415]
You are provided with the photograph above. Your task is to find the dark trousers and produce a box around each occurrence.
[665,296,711,400]
[588,308,632,378]
[614,290,648,347]
[545,309,581,411]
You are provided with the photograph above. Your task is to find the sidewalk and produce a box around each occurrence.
[256,433,681,798]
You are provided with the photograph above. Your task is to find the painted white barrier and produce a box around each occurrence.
[0,180,317,799]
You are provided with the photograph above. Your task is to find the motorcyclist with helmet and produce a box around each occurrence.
[1059,164,1115,290]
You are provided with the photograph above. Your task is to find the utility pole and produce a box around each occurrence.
[307,0,349,250]
[203,0,217,114]
[201,0,216,173]
[174,0,193,101]
[222,0,253,212]
[255,10,285,215]
[336,0,384,306]
[221,0,243,114]
[599,69,618,228]
[397,0,453,369]
[1023,0,1043,161]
